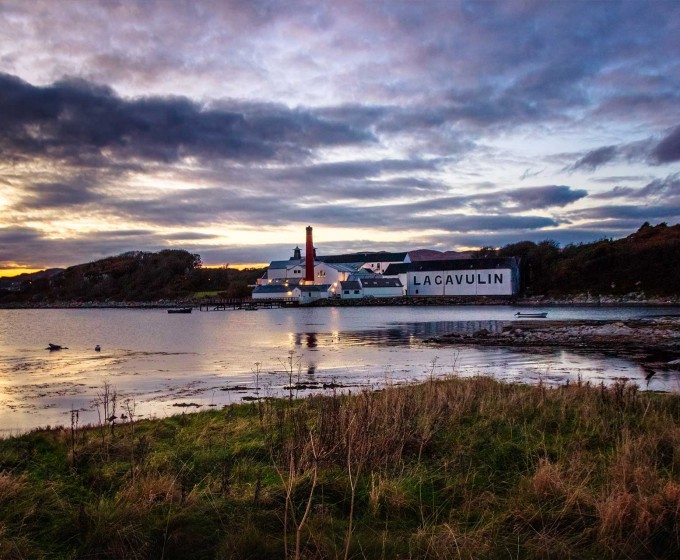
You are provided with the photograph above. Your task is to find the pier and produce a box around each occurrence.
[198,297,299,311]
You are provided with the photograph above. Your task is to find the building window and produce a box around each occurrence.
[343,290,349,295]
[354,290,360,294]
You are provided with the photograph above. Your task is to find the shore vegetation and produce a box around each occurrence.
[1,376,679,559]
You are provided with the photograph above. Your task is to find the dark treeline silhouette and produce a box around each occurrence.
[486,222,680,296]
[1,250,264,303]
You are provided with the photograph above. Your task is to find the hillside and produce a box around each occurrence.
[0,250,264,303]
[494,222,680,296]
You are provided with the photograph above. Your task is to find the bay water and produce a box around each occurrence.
[1,305,679,436]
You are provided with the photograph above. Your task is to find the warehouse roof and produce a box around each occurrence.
[268,259,302,270]
[408,257,519,272]
[361,278,403,288]
[317,251,408,264]
[252,285,293,294]
[339,281,362,290]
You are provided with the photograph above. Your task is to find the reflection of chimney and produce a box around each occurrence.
[305,226,315,283]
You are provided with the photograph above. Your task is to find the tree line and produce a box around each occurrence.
[1,250,264,303]
[486,222,680,296]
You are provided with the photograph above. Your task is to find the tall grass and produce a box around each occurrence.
[0,376,678,558]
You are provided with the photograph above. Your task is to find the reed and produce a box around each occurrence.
[0,376,678,559]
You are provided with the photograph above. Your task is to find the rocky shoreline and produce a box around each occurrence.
[5,292,680,309]
[426,316,680,371]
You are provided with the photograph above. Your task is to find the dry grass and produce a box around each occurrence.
[1,376,679,558]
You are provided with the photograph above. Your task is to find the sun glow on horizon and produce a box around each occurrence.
[0,268,45,277]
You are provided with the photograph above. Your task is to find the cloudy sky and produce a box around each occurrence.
[2,0,680,273]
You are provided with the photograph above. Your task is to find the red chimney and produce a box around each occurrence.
[305,225,315,283]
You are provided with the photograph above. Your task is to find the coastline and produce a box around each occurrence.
[2,292,680,309]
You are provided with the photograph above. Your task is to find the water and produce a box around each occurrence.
[1,305,679,435]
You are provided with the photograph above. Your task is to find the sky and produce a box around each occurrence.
[1,0,680,274]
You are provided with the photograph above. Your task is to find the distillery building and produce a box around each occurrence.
[253,226,520,301]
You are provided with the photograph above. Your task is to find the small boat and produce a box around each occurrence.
[47,343,67,351]
[167,307,192,314]
[515,312,548,318]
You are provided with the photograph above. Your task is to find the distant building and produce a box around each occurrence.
[256,227,520,301]
[338,280,363,299]
[358,277,404,297]
[337,277,404,299]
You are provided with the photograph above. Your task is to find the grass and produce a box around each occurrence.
[0,376,679,559]
[192,291,225,299]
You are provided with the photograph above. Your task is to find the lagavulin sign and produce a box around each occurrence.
[408,269,514,296]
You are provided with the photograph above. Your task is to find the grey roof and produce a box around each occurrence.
[325,262,362,273]
[360,278,403,288]
[253,285,293,294]
[339,281,362,290]
[268,259,302,270]
[295,284,331,293]
[317,251,408,264]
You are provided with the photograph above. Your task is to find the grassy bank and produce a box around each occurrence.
[1,377,679,559]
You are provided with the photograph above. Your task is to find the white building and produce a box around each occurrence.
[293,284,331,304]
[359,277,404,298]
[338,281,363,299]
[258,260,304,285]
[407,258,520,296]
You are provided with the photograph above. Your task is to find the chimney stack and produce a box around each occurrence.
[305,226,315,283]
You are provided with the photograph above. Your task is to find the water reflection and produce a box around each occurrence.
[1,306,679,436]
[294,321,508,348]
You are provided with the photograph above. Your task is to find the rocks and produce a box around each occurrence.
[429,317,680,356]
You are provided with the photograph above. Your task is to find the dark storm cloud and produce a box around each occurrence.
[17,179,99,209]
[3,1,680,268]
[101,182,581,232]
[475,185,587,211]
[567,126,680,172]
[568,146,618,172]
[0,73,375,167]
[591,176,649,184]
[566,204,680,221]
[0,226,44,245]
[0,225,181,268]
[590,174,680,202]
[403,185,587,215]
[651,125,680,164]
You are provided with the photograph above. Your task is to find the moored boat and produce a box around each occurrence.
[167,307,192,314]
[514,312,548,318]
